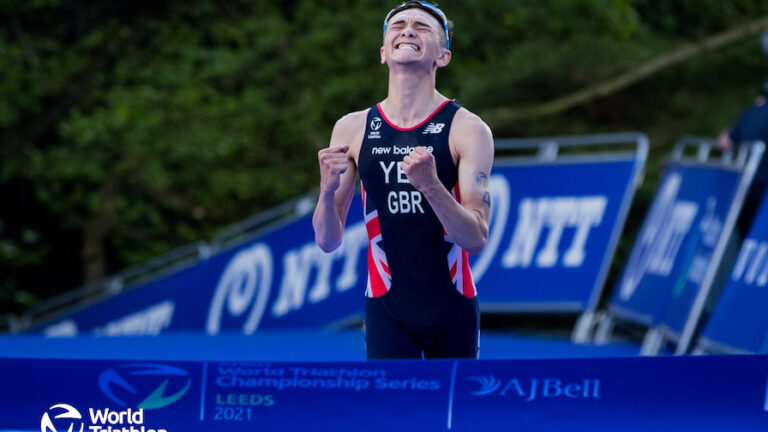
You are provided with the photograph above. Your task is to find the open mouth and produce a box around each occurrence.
[396,43,420,51]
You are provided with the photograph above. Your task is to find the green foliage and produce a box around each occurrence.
[1,0,767,313]
[633,0,768,38]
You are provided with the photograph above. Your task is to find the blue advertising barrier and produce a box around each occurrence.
[609,165,739,325]
[601,138,764,354]
[473,158,639,313]
[0,330,641,362]
[34,133,647,340]
[699,187,768,354]
[1,355,767,431]
[36,198,370,336]
[479,133,647,343]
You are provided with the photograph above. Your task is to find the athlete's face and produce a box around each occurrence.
[380,8,450,69]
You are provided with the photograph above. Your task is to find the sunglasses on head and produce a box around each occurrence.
[383,1,450,50]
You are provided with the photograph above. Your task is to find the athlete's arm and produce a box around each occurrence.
[312,112,364,252]
[403,109,494,255]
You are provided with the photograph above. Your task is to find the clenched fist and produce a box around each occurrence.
[402,146,439,192]
[318,145,351,194]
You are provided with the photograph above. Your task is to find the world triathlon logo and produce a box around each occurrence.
[40,403,85,432]
[467,375,502,395]
[370,116,382,131]
[40,403,168,432]
[98,363,192,410]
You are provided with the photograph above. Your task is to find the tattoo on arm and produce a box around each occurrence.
[482,191,491,208]
[476,171,491,208]
[475,171,489,188]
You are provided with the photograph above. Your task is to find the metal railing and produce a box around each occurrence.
[672,135,753,168]
[210,192,318,252]
[495,131,649,166]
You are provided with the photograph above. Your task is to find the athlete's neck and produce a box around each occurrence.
[381,69,447,129]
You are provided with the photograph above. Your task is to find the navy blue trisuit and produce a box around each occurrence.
[357,100,480,359]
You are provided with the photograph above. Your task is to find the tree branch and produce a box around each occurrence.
[482,15,768,126]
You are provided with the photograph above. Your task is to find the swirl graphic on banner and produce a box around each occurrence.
[467,375,502,396]
[98,363,191,410]
[207,243,273,335]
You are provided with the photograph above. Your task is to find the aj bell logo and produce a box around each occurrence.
[99,363,191,410]
[41,404,84,432]
[422,122,445,134]
[467,375,600,402]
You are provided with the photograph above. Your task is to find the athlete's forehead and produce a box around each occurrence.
[386,8,441,28]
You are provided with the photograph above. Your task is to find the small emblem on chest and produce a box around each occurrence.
[422,122,445,134]
[368,116,383,139]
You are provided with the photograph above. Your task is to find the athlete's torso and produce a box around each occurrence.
[357,100,476,319]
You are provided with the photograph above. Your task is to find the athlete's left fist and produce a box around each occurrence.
[402,146,439,192]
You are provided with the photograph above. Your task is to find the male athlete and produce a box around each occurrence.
[313,1,494,359]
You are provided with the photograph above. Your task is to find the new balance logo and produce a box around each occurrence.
[422,122,445,134]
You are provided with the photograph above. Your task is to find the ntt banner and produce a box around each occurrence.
[1,355,767,431]
[36,157,640,336]
[470,158,638,311]
[38,197,369,337]
[701,188,768,353]
[609,164,740,327]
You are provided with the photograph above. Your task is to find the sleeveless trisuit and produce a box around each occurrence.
[357,100,480,359]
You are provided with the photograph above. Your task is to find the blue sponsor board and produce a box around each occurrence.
[610,164,740,326]
[655,168,741,334]
[2,356,767,431]
[702,188,768,353]
[36,158,640,336]
[471,159,637,311]
[450,356,768,430]
[37,198,369,336]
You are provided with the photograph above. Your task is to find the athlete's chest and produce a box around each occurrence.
[359,129,452,184]
[359,104,458,175]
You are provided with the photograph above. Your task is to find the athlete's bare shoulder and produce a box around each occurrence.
[452,107,492,137]
[449,107,494,159]
[331,109,369,163]
[334,109,369,133]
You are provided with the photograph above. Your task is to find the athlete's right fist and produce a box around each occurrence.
[318,145,351,194]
